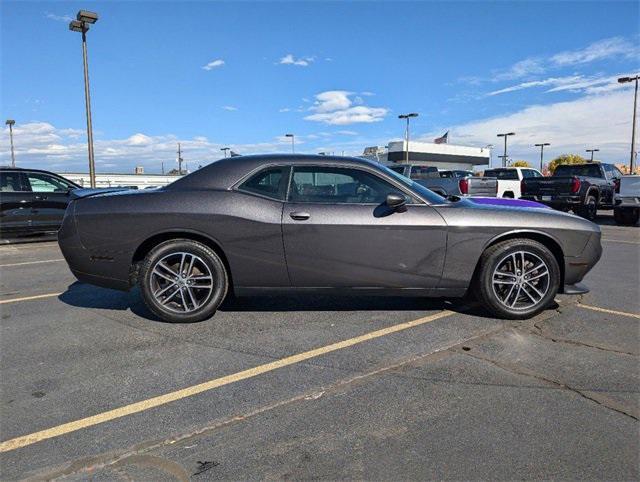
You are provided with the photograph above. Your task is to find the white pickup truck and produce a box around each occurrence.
[483,167,543,198]
[614,175,640,225]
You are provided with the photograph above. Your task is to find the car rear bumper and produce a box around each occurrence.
[615,196,640,208]
[521,195,581,206]
[58,202,131,291]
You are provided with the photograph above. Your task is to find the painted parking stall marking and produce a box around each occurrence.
[0,310,453,453]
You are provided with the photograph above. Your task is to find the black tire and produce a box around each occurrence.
[614,207,639,226]
[474,239,560,320]
[139,239,228,323]
[576,194,597,221]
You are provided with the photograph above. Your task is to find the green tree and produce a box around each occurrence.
[511,160,531,167]
[548,154,586,174]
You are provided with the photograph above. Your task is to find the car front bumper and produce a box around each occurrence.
[560,231,602,293]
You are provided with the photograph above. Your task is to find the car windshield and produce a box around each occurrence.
[484,169,519,180]
[378,165,449,204]
[553,164,602,177]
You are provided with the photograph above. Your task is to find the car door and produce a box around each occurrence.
[23,172,75,232]
[0,171,33,236]
[282,165,448,289]
[600,164,616,206]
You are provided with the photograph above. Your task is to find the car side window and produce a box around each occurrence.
[601,164,612,179]
[238,166,289,200]
[288,166,414,204]
[0,172,25,192]
[613,166,624,178]
[26,173,74,192]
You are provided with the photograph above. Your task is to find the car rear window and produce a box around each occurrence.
[553,164,602,177]
[484,169,518,180]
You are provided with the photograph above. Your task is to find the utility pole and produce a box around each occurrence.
[5,120,16,167]
[161,161,164,174]
[177,143,183,175]
[618,75,639,173]
[497,132,515,167]
[534,143,550,172]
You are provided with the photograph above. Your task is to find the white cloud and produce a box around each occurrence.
[488,36,638,82]
[551,37,639,66]
[337,130,358,136]
[202,59,225,71]
[0,122,306,172]
[45,12,73,22]
[278,108,291,113]
[419,90,634,164]
[304,90,388,125]
[279,54,314,66]
[221,105,238,111]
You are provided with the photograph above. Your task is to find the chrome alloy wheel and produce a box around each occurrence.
[491,250,550,311]
[150,252,214,313]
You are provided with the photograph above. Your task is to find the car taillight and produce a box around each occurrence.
[459,178,469,195]
[520,179,526,195]
[570,177,581,194]
[614,178,620,193]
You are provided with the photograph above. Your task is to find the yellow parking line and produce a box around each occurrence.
[0,259,64,268]
[578,304,640,319]
[0,242,59,252]
[0,310,453,453]
[0,293,62,305]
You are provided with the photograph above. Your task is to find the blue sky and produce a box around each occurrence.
[1,1,639,173]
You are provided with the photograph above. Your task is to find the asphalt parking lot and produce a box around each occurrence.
[0,213,638,480]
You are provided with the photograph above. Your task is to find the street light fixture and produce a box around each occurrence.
[497,132,515,167]
[5,120,16,167]
[398,113,418,163]
[221,147,230,158]
[285,133,295,153]
[534,143,550,172]
[618,74,639,173]
[69,10,99,188]
[586,148,599,162]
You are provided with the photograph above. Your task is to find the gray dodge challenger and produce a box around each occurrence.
[58,154,602,323]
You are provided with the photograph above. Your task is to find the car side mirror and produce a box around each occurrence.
[386,193,406,210]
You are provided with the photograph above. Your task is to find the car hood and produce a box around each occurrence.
[466,197,550,209]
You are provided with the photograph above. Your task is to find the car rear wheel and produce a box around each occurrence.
[576,194,597,221]
[474,239,560,319]
[139,239,228,323]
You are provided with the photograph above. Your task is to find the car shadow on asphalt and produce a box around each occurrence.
[58,282,488,323]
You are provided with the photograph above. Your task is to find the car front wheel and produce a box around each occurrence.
[139,239,228,323]
[475,239,560,319]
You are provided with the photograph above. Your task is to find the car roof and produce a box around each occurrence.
[166,154,386,191]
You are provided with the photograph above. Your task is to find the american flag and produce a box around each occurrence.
[434,131,449,144]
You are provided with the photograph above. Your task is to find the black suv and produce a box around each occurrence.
[0,167,80,238]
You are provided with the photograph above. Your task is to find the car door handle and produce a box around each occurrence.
[290,211,310,221]
[34,195,47,200]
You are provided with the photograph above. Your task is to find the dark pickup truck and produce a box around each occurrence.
[521,162,623,220]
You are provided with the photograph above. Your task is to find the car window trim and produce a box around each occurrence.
[233,164,291,202]
[286,163,426,206]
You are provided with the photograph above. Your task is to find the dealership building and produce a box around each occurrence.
[362,141,490,171]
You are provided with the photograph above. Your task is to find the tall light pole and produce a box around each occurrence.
[5,120,16,167]
[69,10,99,188]
[534,142,550,172]
[586,148,599,162]
[619,75,639,173]
[484,144,494,168]
[285,133,295,153]
[221,147,230,158]
[497,132,515,167]
[398,113,418,163]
